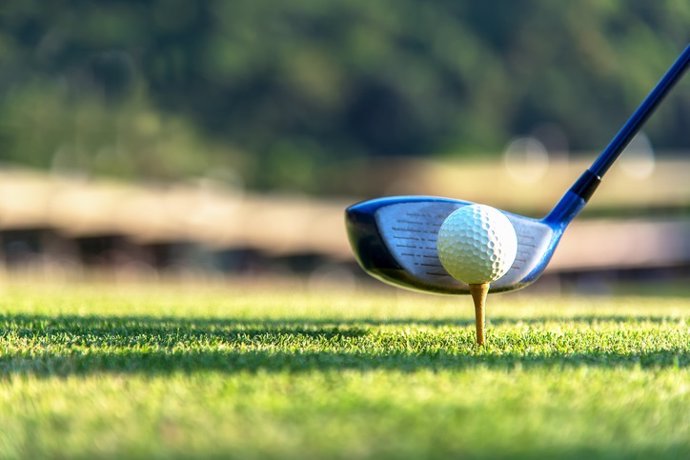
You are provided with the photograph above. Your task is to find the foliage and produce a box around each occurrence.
[1,1,690,191]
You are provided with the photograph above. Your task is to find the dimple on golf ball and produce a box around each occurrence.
[437,204,518,285]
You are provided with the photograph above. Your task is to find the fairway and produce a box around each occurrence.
[0,282,689,459]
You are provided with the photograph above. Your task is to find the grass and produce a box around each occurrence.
[0,281,689,459]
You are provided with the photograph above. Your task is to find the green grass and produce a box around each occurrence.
[0,281,689,459]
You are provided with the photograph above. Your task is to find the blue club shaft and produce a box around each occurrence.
[590,44,690,178]
[546,44,690,226]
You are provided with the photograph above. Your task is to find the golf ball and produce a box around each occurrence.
[437,204,518,285]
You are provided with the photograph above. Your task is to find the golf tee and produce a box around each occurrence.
[469,283,489,345]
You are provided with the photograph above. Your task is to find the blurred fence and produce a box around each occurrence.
[0,162,688,287]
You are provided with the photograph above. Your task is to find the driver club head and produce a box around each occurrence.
[345,196,564,294]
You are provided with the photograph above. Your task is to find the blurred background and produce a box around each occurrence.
[0,0,689,294]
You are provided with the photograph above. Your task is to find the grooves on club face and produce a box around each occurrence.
[345,196,564,294]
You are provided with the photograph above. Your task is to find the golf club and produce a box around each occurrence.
[346,44,690,294]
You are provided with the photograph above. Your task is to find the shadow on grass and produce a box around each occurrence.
[3,312,684,328]
[0,313,688,377]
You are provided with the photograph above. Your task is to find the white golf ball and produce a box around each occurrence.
[437,204,518,285]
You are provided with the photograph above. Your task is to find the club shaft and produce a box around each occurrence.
[547,44,690,226]
[589,44,690,178]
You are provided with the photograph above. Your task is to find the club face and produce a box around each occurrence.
[345,196,563,294]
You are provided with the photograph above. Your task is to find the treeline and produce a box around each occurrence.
[1,0,689,192]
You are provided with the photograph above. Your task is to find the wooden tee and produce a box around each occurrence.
[469,283,489,345]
